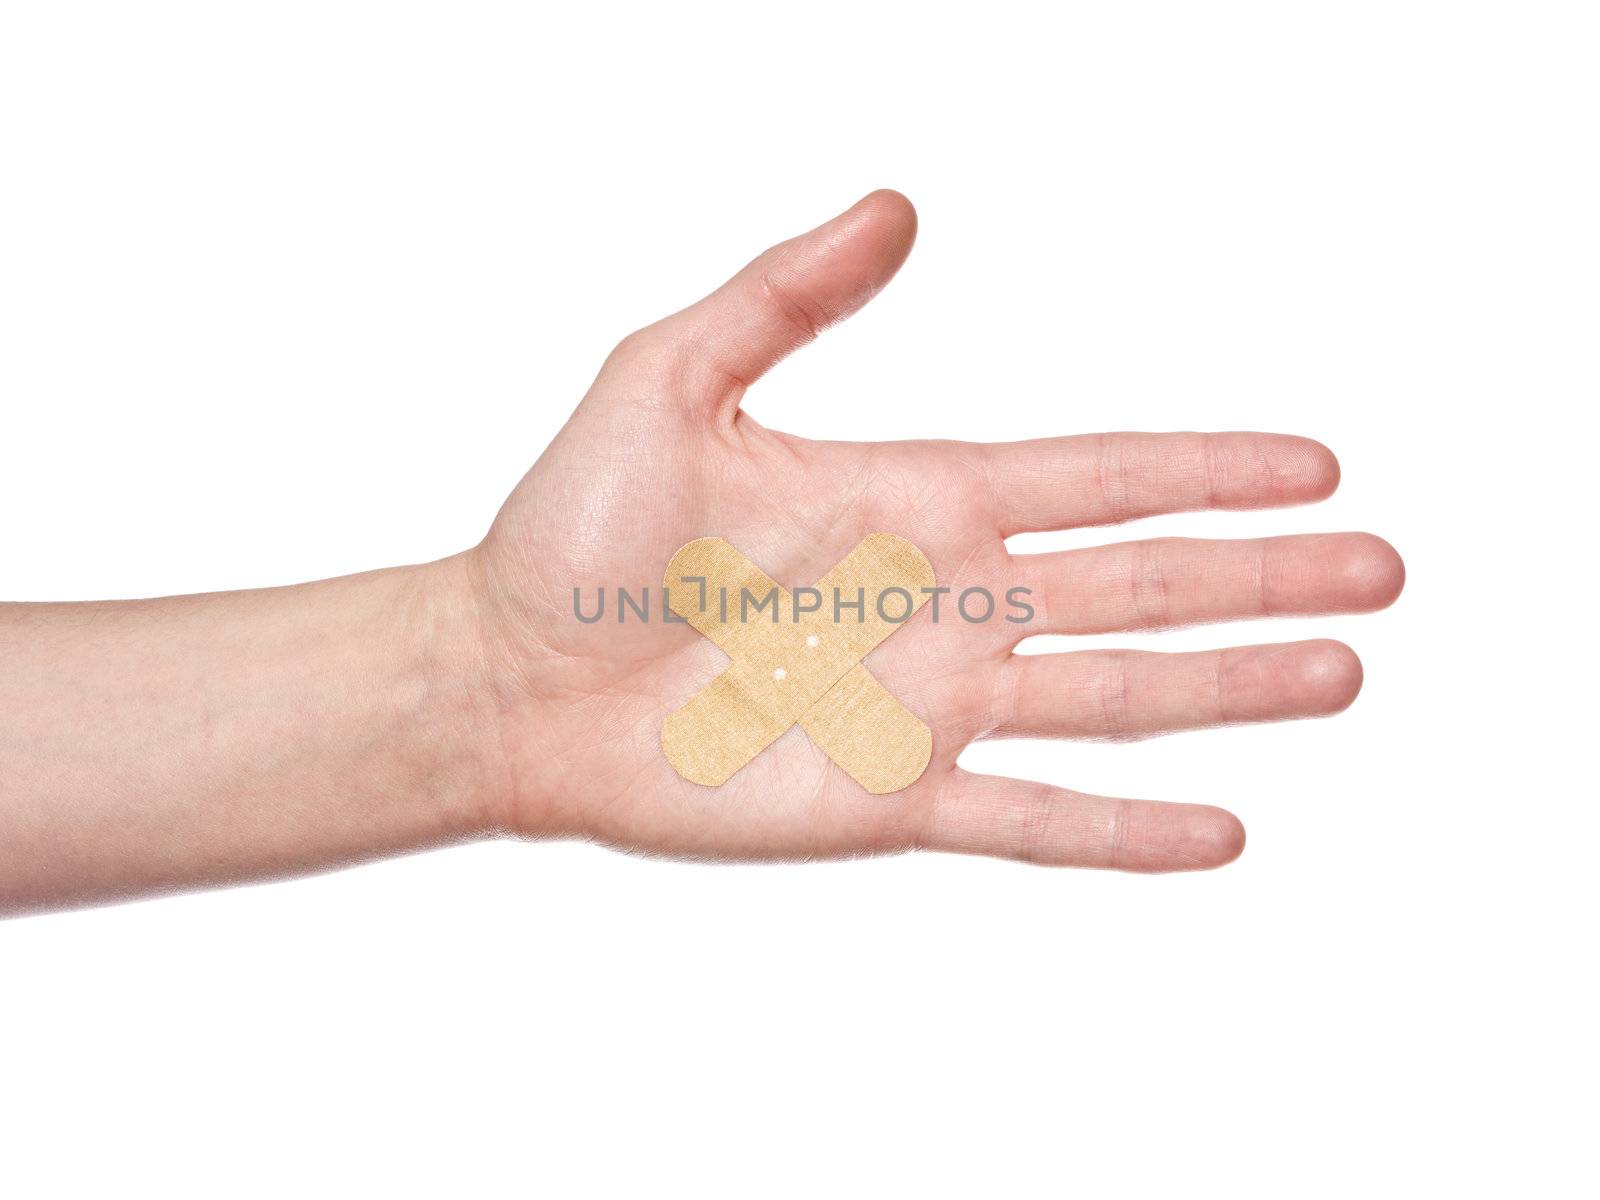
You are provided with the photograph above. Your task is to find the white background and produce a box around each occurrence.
[2,2,1595,1195]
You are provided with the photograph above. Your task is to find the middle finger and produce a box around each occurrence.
[1011,532,1404,636]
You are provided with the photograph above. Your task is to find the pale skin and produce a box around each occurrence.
[0,191,1403,916]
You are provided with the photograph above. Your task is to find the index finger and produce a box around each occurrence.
[982,431,1340,534]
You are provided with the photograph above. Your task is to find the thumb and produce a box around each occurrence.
[619,190,918,414]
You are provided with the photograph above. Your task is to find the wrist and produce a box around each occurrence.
[454,540,576,840]
[388,553,519,841]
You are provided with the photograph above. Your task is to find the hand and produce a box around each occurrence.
[467,191,1404,871]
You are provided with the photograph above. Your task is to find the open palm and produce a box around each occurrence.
[469,191,1403,871]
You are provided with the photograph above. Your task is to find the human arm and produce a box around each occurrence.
[0,191,1403,915]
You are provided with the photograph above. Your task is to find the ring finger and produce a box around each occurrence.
[990,639,1364,741]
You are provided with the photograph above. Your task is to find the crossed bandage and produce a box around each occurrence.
[660,534,935,794]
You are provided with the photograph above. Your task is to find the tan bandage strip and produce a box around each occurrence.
[660,534,935,794]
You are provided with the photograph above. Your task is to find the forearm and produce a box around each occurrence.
[0,556,505,915]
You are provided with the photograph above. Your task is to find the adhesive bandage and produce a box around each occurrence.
[660,534,935,794]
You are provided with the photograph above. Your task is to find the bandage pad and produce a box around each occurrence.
[660,534,935,794]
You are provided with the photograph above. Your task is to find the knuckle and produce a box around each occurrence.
[1127,540,1174,628]
[1095,654,1135,740]
[1106,798,1132,871]
[1016,781,1059,865]
[759,270,828,343]
[1094,433,1135,524]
